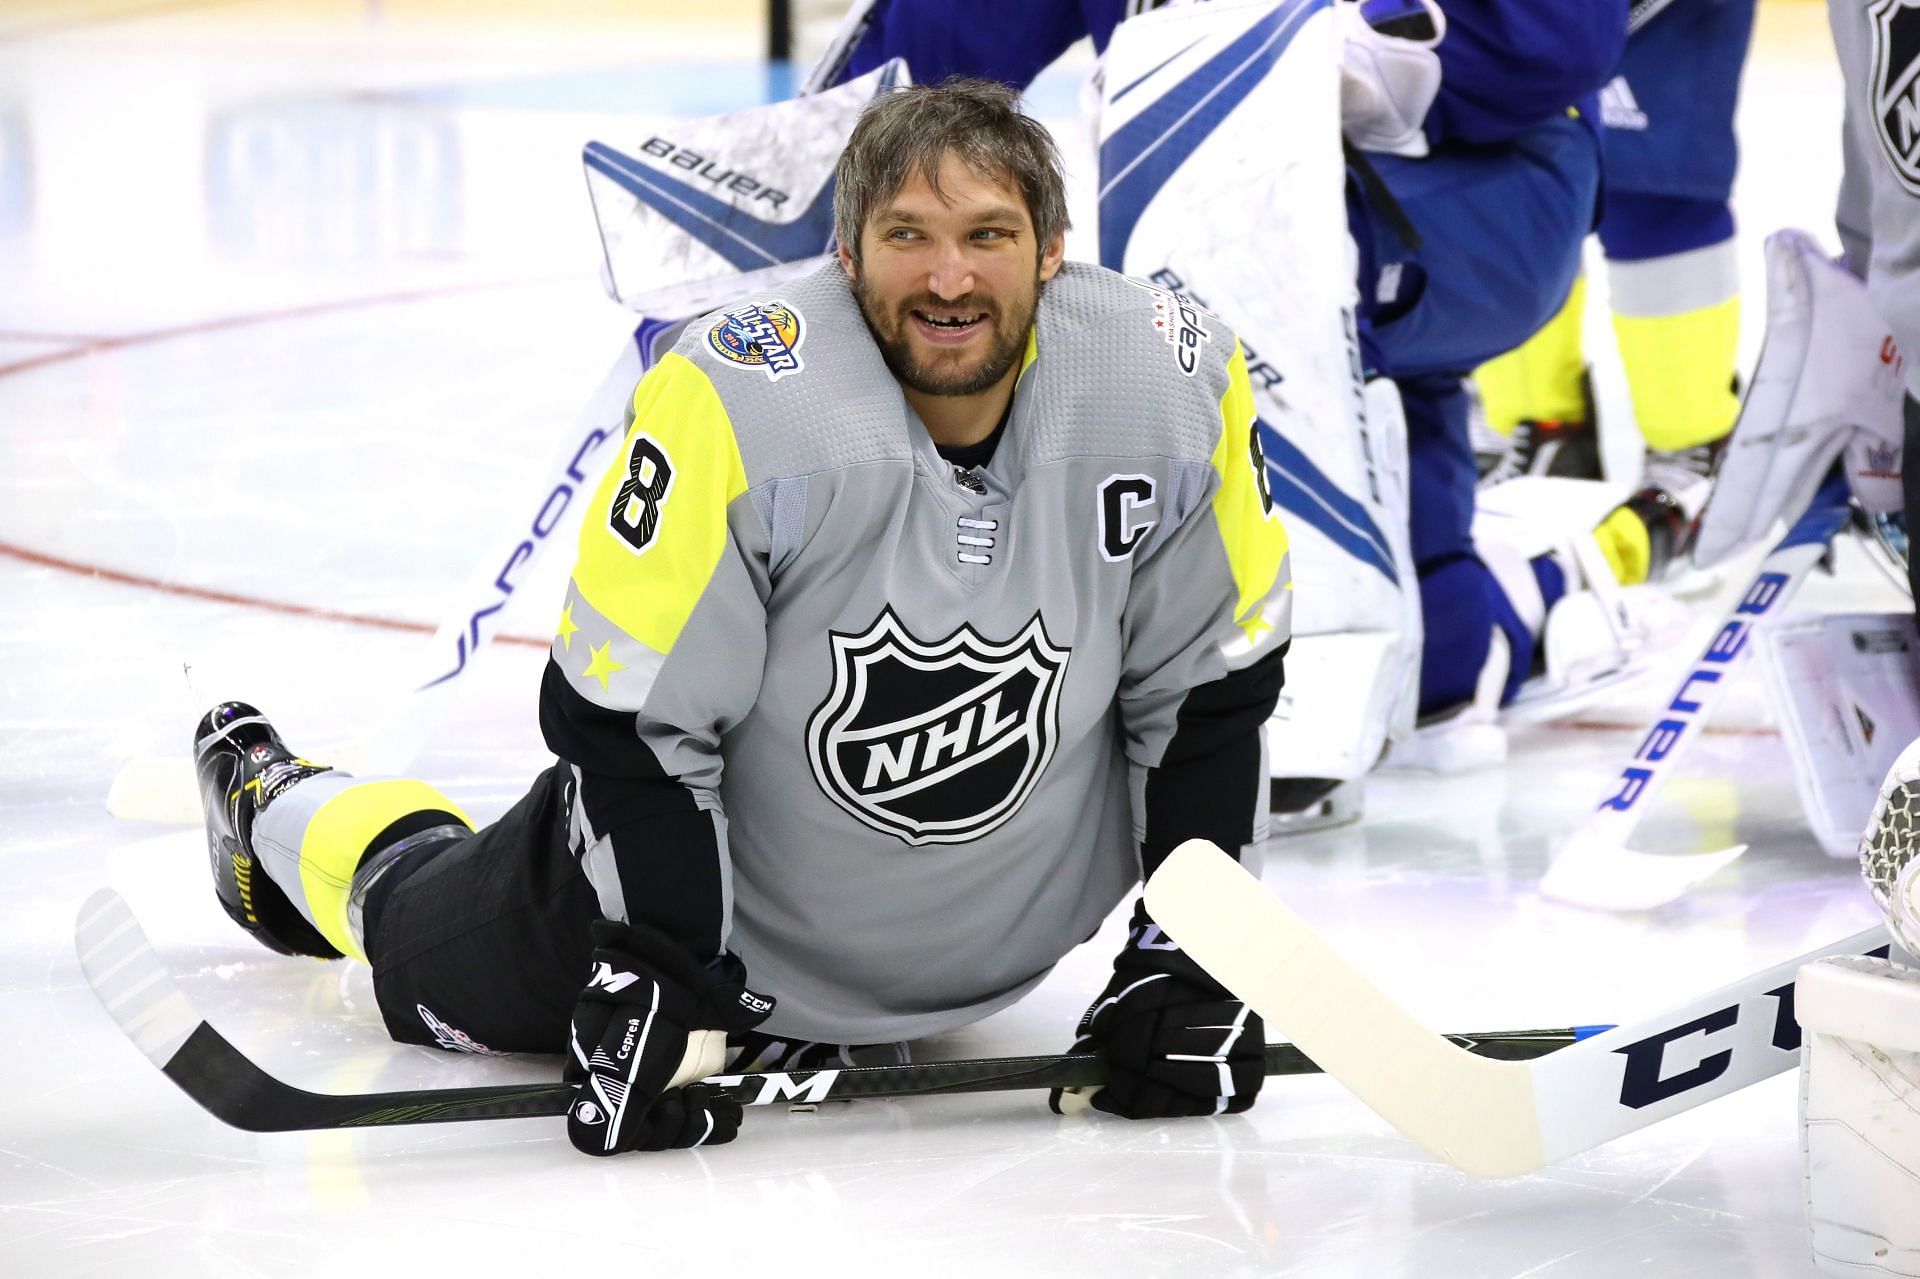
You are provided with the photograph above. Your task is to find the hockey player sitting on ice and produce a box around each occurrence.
[192,80,1293,1156]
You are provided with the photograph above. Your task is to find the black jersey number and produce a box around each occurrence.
[610,435,673,553]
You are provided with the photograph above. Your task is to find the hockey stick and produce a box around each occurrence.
[104,338,646,824]
[1537,468,1854,910]
[1146,839,1898,1178]
[74,888,1594,1134]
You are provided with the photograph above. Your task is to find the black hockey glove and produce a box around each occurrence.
[1049,899,1265,1119]
[564,919,774,1156]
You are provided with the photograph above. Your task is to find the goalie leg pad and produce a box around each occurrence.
[1798,956,1920,1277]
[1692,230,1907,566]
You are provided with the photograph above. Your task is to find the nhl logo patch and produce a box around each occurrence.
[806,609,1069,845]
[1871,0,1920,195]
[707,300,805,380]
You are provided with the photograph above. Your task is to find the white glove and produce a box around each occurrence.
[1336,0,1445,158]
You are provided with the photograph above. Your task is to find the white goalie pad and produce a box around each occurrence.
[1694,229,1908,567]
[1798,956,1920,1278]
[1097,0,1419,783]
[1761,613,1920,858]
[582,60,907,317]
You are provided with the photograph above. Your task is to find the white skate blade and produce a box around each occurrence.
[1539,829,1748,911]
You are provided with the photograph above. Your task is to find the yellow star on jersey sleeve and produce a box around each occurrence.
[581,639,627,691]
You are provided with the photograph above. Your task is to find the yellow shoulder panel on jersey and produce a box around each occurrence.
[1208,342,1291,644]
[572,352,750,655]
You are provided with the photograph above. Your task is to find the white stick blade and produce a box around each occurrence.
[1146,840,1545,1177]
[75,888,201,1067]
[105,755,202,825]
[1540,829,1748,910]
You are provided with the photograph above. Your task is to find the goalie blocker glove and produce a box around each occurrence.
[565,920,773,1155]
[1050,899,1264,1119]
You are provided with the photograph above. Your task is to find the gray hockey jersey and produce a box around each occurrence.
[541,259,1293,1041]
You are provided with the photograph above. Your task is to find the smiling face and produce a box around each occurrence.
[840,150,1066,406]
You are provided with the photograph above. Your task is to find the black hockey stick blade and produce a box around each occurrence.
[77,888,1599,1133]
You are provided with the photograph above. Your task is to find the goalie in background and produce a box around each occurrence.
[1796,3,1920,1269]
[189,80,1292,1157]
[1691,2,1920,1271]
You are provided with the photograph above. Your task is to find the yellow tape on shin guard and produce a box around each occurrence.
[1612,297,1741,451]
[298,780,472,960]
[1473,276,1589,434]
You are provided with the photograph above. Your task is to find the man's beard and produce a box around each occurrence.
[852,273,1043,398]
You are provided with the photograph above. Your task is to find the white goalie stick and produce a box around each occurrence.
[1537,469,1855,910]
[74,888,1591,1133]
[104,334,651,824]
[1146,839,1901,1178]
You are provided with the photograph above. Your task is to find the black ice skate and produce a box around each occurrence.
[1479,416,1603,487]
[1635,433,1728,560]
[194,701,341,958]
[1476,371,1602,487]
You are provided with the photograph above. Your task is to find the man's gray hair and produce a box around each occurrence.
[833,78,1071,263]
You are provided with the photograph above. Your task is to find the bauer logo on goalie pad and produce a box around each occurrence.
[1871,0,1920,196]
[707,301,805,381]
[636,136,791,209]
[806,609,1068,845]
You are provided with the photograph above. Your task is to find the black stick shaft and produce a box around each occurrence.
[162,1022,1588,1132]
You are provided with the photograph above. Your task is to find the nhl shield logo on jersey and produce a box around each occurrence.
[707,300,805,380]
[806,609,1069,845]
[1871,0,1920,195]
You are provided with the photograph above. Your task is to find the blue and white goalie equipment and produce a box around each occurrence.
[582,60,907,317]
[1097,0,1419,790]
[1760,613,1920,858]
[1797,956,1920,1278]
[1694,229,1908,568]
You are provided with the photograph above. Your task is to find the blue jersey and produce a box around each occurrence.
[834,0,1625,146]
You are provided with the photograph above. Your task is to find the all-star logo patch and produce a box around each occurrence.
[707,300,805,380]
[806,609,1069,845]
[1872,0,1920,195]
